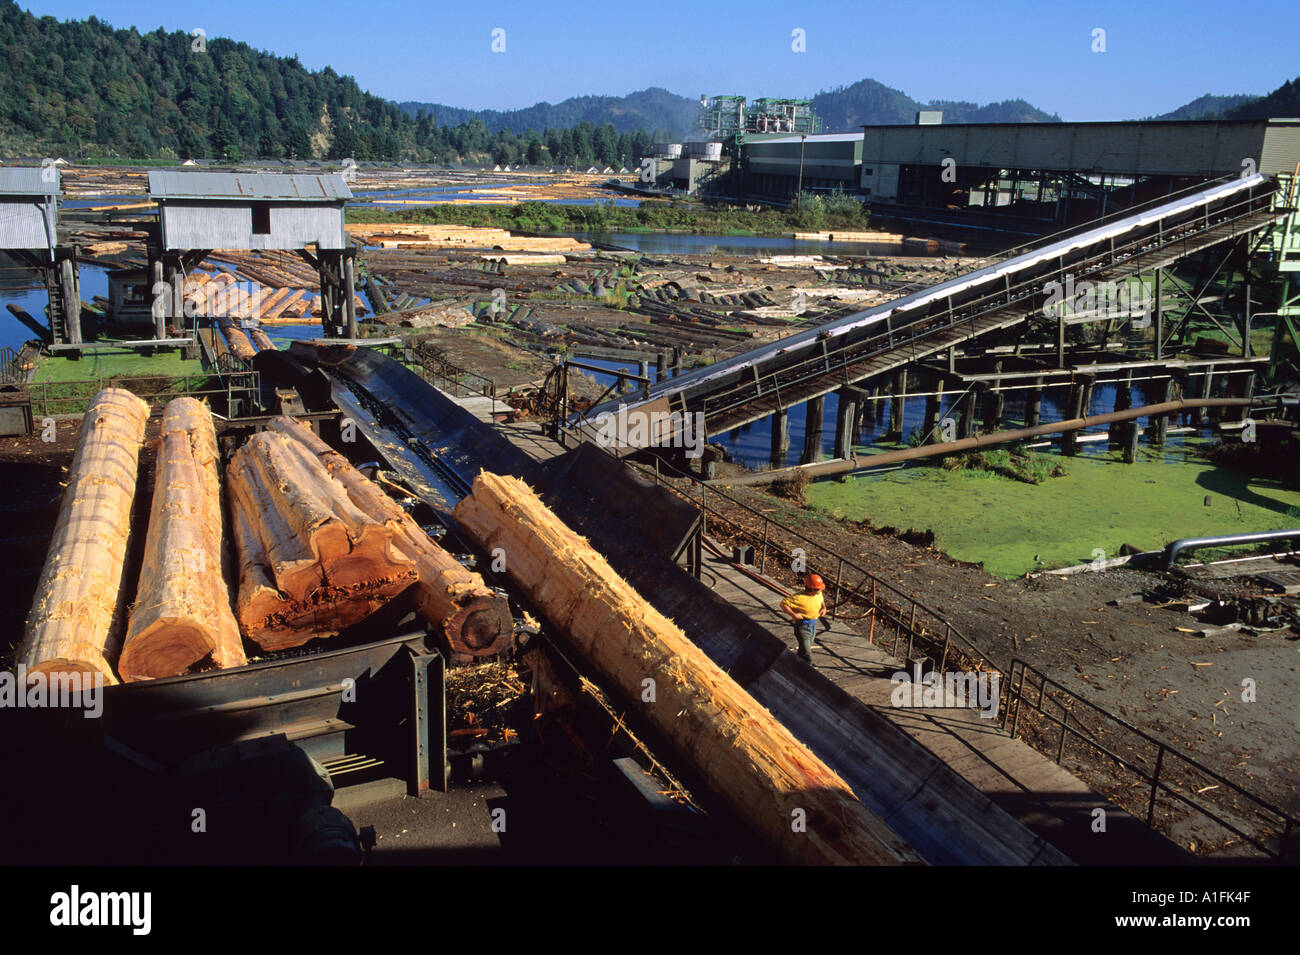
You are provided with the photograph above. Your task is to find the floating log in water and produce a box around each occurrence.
[226,428,417,649]
[18,389,150,685]
[119,398,246,680]
[267,417,513,658]
[452,471,917,866]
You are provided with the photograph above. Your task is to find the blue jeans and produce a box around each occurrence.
[795,619,818,660]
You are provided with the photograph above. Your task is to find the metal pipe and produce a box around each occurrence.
[1163,528,1300,570]
[716,396,1254,487]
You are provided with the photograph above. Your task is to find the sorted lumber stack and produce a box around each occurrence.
[118,399,246,681]
[18,389,150,686]
[269,418,513,658]
[226,426,418,649]
[453,472,918,866]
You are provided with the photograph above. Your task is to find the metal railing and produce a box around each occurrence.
[26,371,261,418]
[624,450,997,676]
[1004,658,1299,859]
[0,347,24,386]
[411,342,498,400]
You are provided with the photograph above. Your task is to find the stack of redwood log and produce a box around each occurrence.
[225,426,419,648]
[227,417,511,657]
[261,418,512,658]
[18,393,513,684]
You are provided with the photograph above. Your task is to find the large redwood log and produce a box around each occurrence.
[221,323,257,363]
[453,472,918,866]
[18,389,150,685]
[118,398,246,680]
[226,428,417,649]
[267,416,512,657]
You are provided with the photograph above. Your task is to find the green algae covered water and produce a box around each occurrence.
[805,442,1300,578]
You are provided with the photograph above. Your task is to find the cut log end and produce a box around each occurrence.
[23,659,116,687]
[444,597,516,655]
[118,621,244,681]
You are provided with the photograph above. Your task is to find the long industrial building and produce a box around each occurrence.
[737,117,1300,234]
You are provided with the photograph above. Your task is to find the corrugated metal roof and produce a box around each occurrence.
[0,166,61,196]
[148,170,353,201]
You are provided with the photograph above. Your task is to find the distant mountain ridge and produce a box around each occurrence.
[1148,77,1300,121]
[1149,94,1261,121]
[397,87,699,138]
[812,78,1061,130]
[400,78,1064,138]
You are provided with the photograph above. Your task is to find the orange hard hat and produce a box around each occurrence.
[804,573,826,591]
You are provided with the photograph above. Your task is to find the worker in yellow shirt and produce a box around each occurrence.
[780,573,828,662]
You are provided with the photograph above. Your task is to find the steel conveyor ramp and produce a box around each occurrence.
[577,174,1286,448]
[289,344,1072,863]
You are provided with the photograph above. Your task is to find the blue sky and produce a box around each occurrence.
[22,0,1300,120]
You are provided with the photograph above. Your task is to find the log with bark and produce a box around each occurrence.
[118,398,246,680]
[266,417,512,658]
[226,427,418,649]
[220,323,257,363]
[453,472,917,866]
[248,326,277,353]
[18,389,150,685]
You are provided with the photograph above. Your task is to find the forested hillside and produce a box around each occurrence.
[0,0,657,166]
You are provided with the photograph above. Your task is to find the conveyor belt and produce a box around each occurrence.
[579,174,1287,444]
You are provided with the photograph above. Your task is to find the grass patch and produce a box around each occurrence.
[807,445,1300,578]
[347,196,870,237]
[939,446,1067,484]
[33,348,203,383]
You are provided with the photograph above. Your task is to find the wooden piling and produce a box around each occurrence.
[922,374,943,440]
[834,387,864,460]
[982,361,1004,432]
[1110,373,1133,450]
[1122,418,1140,464]
[887,369,907,440]
[1062,378,1085,456]
[802,395,826,464]
[1025,376,1043,428]
[960,383,982,440]
[770,408,790,468]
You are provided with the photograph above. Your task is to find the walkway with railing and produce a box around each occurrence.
[410,341,498,400]
[617,445,1299,859]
